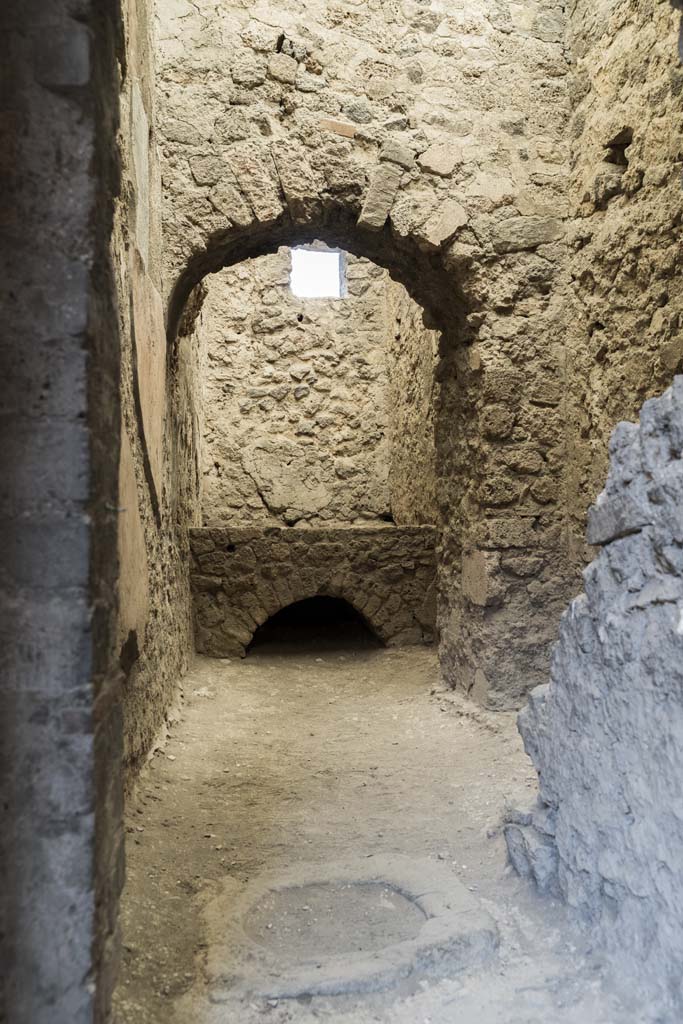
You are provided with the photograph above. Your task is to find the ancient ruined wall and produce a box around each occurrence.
[564,1,683,564]
[506,377,683,1017]
[385,279,439,526]
[191,526,437,655]
[198,249,394,526]
[0,0,124,1020]
[155,0,576,707]
[504,4,683,1011]
[113,0,201,777]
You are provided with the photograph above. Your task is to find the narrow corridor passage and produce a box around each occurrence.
[115,640,638,1024]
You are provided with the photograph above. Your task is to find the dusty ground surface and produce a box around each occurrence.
[114,630,649,1024]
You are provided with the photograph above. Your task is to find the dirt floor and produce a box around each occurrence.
[114,626,649,1024]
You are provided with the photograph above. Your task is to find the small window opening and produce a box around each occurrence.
[247,596,381,654]
[290,247,343,298]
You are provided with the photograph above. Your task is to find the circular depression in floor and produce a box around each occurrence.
[243,880,427,958]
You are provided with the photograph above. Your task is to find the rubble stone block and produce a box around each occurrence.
[358,162,404,230]
[493,216,564,253]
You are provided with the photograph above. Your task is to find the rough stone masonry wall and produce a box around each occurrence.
[503,6,683,1012]
[506,377,683,1017]
[113,0,201,779]
[156,0,577,707]
[191,526,437,656]
[0,0,124,1020]
[198,249,395,527]
[563,0,683,567]
[385,278,440,526]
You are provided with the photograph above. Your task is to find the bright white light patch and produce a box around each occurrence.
[290,248,342,298]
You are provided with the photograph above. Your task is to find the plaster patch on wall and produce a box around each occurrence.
[118,429,150,648]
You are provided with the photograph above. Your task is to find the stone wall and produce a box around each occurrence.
[198,248,395,527]
[190,526,437,656]
[4,0,682,1018]
[0,0,123,1020]
[506,377,683,1016]
[563,0,683,564]
[113,0,200,778]
[385,279,440,526]
[503,4,683,1012]
[155,0,577,707]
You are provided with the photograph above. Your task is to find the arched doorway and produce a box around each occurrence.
[247,596,381,653]
[163,203,573,712]
[183,241,439,661]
